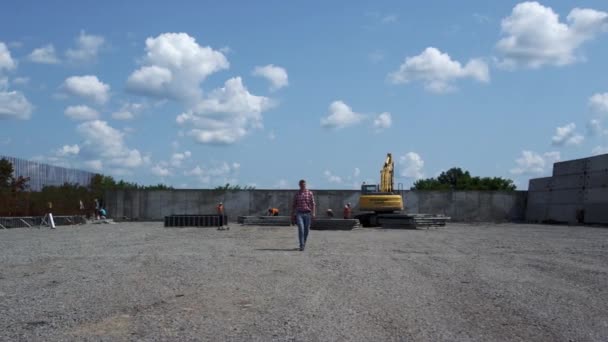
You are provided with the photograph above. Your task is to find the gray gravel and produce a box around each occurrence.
[1,222,607,341]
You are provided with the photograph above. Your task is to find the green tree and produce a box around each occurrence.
[412,167,516,191]
[214,183,256,191]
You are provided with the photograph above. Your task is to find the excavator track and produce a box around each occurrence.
[356,213,450,229]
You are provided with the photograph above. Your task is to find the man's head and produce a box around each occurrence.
[299,179,307,190]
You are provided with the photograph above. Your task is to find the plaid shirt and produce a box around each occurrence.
[293,189,315,213]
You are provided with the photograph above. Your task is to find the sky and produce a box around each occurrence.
[1,0,608,190]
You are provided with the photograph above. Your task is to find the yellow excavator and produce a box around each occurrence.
[355,153,405,227]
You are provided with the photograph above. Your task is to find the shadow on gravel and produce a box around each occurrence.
[255,248,300,252]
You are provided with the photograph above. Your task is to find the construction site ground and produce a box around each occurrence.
[1,222,607,341]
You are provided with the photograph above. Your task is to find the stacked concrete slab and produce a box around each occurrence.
[527,154,608,224]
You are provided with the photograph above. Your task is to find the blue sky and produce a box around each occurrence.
[1,0,608,189]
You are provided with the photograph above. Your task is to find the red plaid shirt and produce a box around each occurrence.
[293,189,315,213]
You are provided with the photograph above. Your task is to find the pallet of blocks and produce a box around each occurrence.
[238,216,292,226]
[378,214,451,229]
[310,218,360,230]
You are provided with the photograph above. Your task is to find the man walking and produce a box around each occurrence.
[291,179,315,251]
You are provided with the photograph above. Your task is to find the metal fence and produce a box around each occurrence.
[0,155,95,191]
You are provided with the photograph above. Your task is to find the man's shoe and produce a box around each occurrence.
[299,246,304,251]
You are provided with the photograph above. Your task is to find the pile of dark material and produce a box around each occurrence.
[310,219,359,230]
[164,215,227,228]
[238,216,291,226]
[0,215,86,229]
[378,214,450,229]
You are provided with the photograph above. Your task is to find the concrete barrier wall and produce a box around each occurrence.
[104,189,527,223]
[527,154,608,224]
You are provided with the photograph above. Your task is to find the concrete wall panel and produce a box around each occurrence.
[585,171,608,189]
[528,177,553,192]
[546,204,581,223]
[551,174,586,190]
[550,189,584,205]
[587,154,608,173]
[553,159,588,176]
[527,191,551,205]
[584,188,608,204]
[584,203,608,224]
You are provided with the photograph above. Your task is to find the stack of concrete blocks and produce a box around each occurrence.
[527,154,608,224]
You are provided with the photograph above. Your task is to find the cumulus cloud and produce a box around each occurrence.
[62,75,110,104]
[151,164,171,177]
[324,170,343,184]
[496,2,608,68]
[592,146,608,155]
[388,47,489,93]
[178,77,273,144]
[126,32,229,101]
[56,144,80,157]
[76,120,146,169]
[184,161,240,185]
[66,31,105,63]
[551,123,584,146]
[112,102,144,120]
[28,44,60,64]
[0,91,33,120]
[589,93,608,113]
[587,119,607,136]
[0,42,17,72]
[170,151,191,167]
[399,152,425,179]
[252,64,288,91]
[510,150,561,175]
[321,100,365,129]
[64,105,99,121]
[354,167,361,178]
[12,77,29,86]
[373,112,392,131]
[84,159,103,171]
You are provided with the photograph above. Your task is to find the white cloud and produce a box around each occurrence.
[56,144,80,157]
[64,105,99,121]
[496,2,608,68]
[126,32,229,101]
[323,170,343,184]
[381,14,398,24]
[592,146,608,155]
[184,161,240,185]
[28,44,60,64]
[354,167,361,177]
[510,150,561,175]
[0,91,33,120]
[171,151,191,167]
[84,159,103,171]
[111,102,144,120]
[0,42,17,72]
[76,120,146,169]
[151,164,171,177]
[589,93,608,113]
[373,112,392,131]
[66,31,105,63]
[399,152,425,179]
[587,119,607,136]
[62,75,110,104]
[252,64,288,91]
[551,123,584,146]
[179,77,273,144]
[321,100,365,129]
[12,77,29,86]
[389,47,489,93]
[268,130,276,140]
[274,179,289,189]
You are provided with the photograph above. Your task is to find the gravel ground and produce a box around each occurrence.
[1,222,607,341]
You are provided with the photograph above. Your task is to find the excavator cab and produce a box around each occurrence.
[361,184,379,193]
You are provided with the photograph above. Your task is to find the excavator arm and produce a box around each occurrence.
[380,153,394,193]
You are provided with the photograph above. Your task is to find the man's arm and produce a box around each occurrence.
[310,191,316,217]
